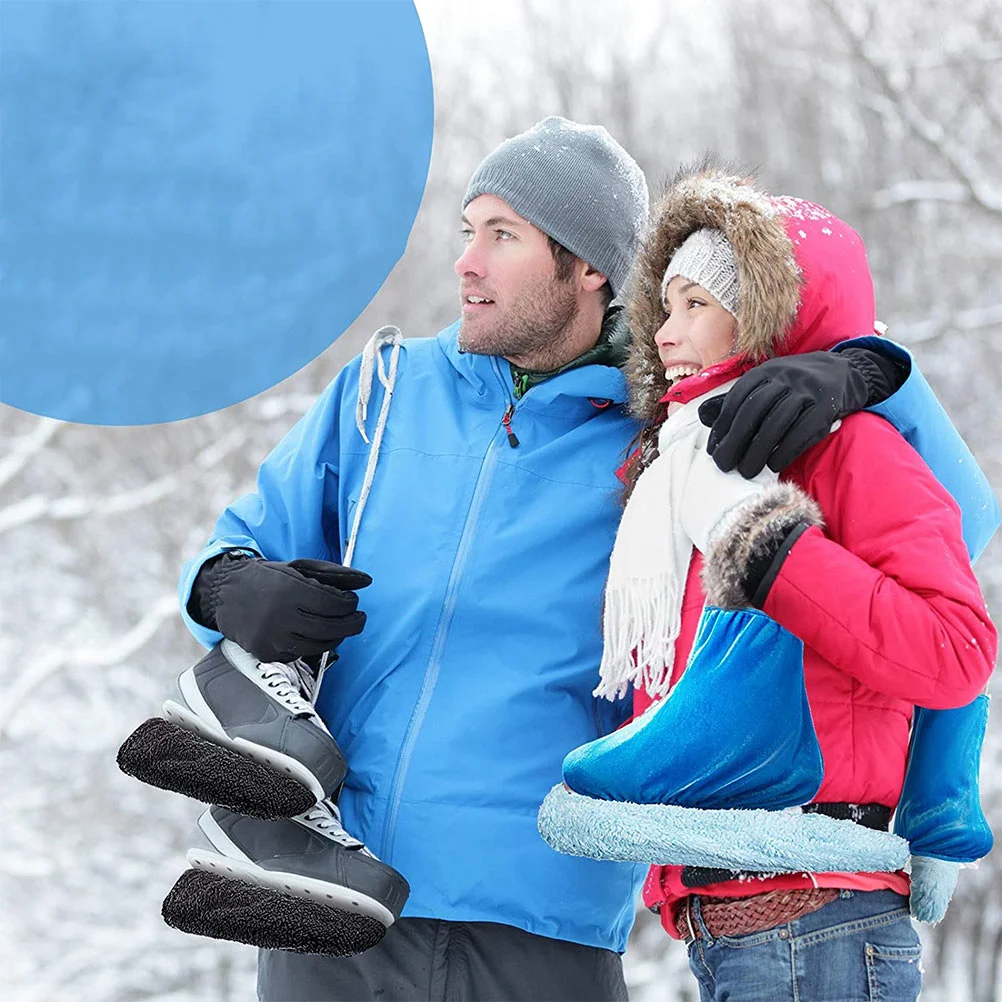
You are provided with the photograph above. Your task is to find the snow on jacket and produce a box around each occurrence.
[622,166,998,921]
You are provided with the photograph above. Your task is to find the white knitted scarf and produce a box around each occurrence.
[594,381,772,701]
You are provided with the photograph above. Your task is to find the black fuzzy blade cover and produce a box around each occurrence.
[162,869,386,957]
[116,717,315,819]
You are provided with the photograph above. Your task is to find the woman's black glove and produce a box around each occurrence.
[698,346,907,478]
[187,551,372,663]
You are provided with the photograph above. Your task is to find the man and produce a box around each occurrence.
[122,119,986,1001]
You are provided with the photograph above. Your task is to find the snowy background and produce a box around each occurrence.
[2,0,1001,999]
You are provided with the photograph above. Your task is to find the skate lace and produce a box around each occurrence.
[350,325,402,567]
[300,798,369,853]
[256,660,316,715]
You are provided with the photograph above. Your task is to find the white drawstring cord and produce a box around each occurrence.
[345,325,402,567]
[315,325,403,690]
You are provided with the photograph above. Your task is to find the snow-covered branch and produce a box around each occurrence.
[819,0,1002,216]
[249,392,316,421]
[0,594,178,739]
[865,40,1002,71]
[0,417,62,492]
[0,428,248,535]
[890,303,1002,344]
[0,476,181,534]
[871,180,969,210]
[0,391,316,536]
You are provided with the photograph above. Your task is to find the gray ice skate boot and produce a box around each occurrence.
[162,799,410,956]
[117,639,345,818]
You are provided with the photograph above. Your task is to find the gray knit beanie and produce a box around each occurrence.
[661,228,739,317]
[463,116,649,297]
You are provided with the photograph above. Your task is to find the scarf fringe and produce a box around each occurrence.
[594,576,681,701]
[594,392,741,704]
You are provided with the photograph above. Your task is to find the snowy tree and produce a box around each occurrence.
[3,1,1000,999]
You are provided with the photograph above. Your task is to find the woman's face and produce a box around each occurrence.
[654,276,737,384]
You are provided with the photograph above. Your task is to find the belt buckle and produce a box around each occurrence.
[681,897,700,945]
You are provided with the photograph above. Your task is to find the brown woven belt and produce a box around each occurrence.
[675,887,841,941]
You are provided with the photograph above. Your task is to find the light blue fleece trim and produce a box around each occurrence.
[908,855,959,924]
[538,784,911,873]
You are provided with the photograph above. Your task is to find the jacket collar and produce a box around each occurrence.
[510,306,631,399]
[437,310,630,406]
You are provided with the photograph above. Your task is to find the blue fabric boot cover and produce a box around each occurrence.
[538,784,910,871]
[541,607,910,872]
[894,696,993,923]
[894,697,994,863]
[907,855,960,925]
[562,608,824,810]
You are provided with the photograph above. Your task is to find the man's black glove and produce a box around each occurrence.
[187,551,372,663]
[698,346,907,478]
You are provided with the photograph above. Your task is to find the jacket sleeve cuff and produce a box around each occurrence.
[702,483,823,609]
[178,541,261,649]
[836,345,909,407]
[186,550,258,630]
[750,521,811,608]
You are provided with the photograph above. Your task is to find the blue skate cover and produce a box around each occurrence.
[563,608,824,810]
[894,696,994,863]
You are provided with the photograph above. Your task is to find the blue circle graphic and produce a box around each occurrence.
[0,1,433,425]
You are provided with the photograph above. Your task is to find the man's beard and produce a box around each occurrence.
[458,275,580,371]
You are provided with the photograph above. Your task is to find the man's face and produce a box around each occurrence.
[454,194,579,367]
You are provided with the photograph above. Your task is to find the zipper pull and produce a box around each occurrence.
[501,403,520,448]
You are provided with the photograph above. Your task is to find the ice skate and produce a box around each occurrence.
[541,607,909,874]
[162,800,410,956]
[117,639,346,818]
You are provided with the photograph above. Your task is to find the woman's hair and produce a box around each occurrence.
[619,423,661,506]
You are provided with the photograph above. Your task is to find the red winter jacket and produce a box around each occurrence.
[624,184,997,932]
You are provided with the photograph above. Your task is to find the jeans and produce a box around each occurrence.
[684,889,922,1001]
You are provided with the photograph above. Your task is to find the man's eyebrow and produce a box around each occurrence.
[460,214,525,230]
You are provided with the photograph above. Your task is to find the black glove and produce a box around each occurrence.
[187,552,372,663]
[698,346,907,478]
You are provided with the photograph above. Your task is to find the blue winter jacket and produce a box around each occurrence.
[180,322,998,952]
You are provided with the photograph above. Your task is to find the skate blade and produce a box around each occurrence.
[162,868,386,957]
[116,717,316,819]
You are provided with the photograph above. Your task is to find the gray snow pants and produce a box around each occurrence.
[257,917,629,1002]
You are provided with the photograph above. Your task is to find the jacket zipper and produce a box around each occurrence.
[381,371,523,857]
[501,403,519,447]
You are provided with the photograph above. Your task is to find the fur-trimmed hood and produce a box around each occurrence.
[625,163,877,424]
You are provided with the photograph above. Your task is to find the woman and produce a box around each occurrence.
[565,165,997,1001]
